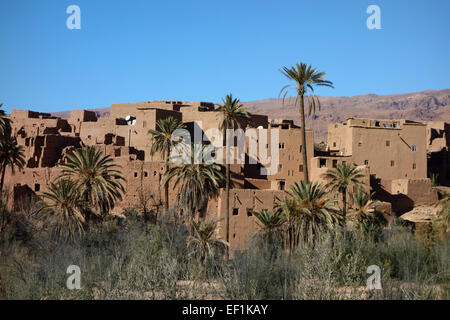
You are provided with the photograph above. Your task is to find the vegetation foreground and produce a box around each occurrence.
[0,205,448,300]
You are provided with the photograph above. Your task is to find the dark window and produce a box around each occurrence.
[391,160,395,167]
[375,121,380,127]
[364,160,369,165]
[412,163,417,170]
[34,184,40,192]
[134,172,138,177]
[279,181,286,191]
[232,208,239,216]
[332,160,338,168]
[299,145,303,153]
[247,209,253,217]
[333,142,336,147]
[299,165,304,172]
[386,140,390,147]
[144,171,148,177]
[319,158,327,168]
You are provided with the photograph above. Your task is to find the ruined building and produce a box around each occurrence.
[3,101,447,252]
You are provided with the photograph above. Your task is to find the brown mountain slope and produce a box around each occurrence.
[51,89,449,142]
[242,89,450,141]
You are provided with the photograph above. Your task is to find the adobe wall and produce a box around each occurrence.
[378,178,438,213]
[327,123,353,155]
[350,123,427,180]
[210,189,288,252]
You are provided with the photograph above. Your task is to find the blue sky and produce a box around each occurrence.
[1,0,449,114]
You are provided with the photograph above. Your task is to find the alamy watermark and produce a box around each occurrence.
[366,265,382,290]
[66,265,81,290]
[366,5,381,30]
[167,121,280,176]
[66,5,81,30]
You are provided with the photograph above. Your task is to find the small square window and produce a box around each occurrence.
[299,164,303,172]
[134,172,138,177]
[319,158,327,168]
[333,142,336,147]
[358,142,362,147]
[247,209,253,217]
[232,208,239,216]
[391,160,395,167]
[412,145,417,151]
[144,171,148,177]
[364,160,369,165]
[412,163,417,170]
[35,184,40,192]
[386,140,390,147]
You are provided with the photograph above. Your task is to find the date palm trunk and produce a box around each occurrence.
[225,124,230,260]
[342,187,347,223]
[299,93,309,183]
[0,166,5,194]
[165,148,170,213]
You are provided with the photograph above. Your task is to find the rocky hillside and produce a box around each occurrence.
[242,89,450,141]
[52,89,450,142]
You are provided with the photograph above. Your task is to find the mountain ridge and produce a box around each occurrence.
[50,89,450,141]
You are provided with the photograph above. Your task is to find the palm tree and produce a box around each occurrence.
[289,181,340,245]
[253,209,285,244]
[36,179,87,241]
[0,137,25,193]
[276,197,301,252]
[322,162,366,221]
[148,117,185,212]
[279,63,334,182]
[348,190,384,231]
[164,143,224,226]
[215,94,249,257]
[0,104,11,137]
[58,145,125,217]
[187,219,228,265]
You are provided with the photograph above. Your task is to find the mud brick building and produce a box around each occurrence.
[3,101,446,252]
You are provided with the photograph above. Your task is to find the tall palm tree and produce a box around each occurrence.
[289,181,340,246]
[58,145,125,217]
[148,117,185,212]
[322,162,366,222]
[0,137,25,193]
[348,190,384,232]
[215,94,249,257]
[279,63,334,182]
[187,219,229,265]
[0,104,11,137]
[36,179,87,241]
[164,143,224,226]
